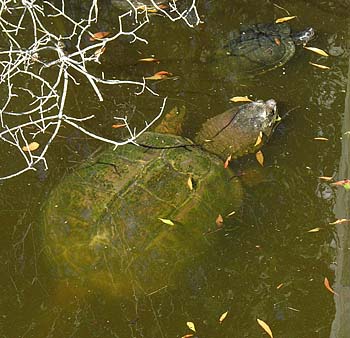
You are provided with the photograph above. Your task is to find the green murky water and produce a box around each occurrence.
[0,1,349,337]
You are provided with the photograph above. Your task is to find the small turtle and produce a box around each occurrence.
[214,22,315,75]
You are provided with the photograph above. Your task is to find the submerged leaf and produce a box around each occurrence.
[219,311,228,323]
[275,15,297,23]
[22,142,40,152]
[257,319,274,338]
[158,218,175,226]
[230,96,252,103]
[309,62,330,70]
[186,322,196,332]
[324,277,338,296]
[304,46,329,57]
[255,150,264,166]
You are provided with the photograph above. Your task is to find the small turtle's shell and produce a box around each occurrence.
[215,23,296,75]
[43,132,242,295]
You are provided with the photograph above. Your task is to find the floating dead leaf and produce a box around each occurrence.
[227,210,236,217]
[186,322,196,332]
[308,227,321,233]
[255,150,264,166]
[331,179,350,190]
[304,46,329,57]
[89,31,110,41]
[331,179,350,186]
[181,335,194,338]
[276,283,284,289]
[254,131,263,147]
[145,70,173,80]
[224,154,232,168]
[158,218,175,226]
[309,62,330,70]
[229,96,252,103]
[329,218,350,225]
[216,214,224,228]
[257,318,274,338]
[318,176,333,181]
[138,57,160,63]
[275,16,297,23]
[219,311,228,324]
[314,137,328,141]
[112,123,126,129]
[187,176,193,191]
[22,142,40,152]
[324,277,338,296]
[94,47,106,57]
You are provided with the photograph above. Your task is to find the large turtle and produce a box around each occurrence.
[212,22,315,75]
[42,99,279,296]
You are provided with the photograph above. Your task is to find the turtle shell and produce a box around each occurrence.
[215,23,296,75]
[43,132,242,295]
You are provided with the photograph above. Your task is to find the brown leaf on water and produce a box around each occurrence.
[112,123,126,129]
[324,277,338,296]
[89,31,110,41]
[219,311,228,323]
[224,155,232,168]
[22,142,40,152]
[275,15,297,23]
[138,57,160,64]
[314,137,329,141]
[254,131,263,147]
[329,219,350,225]
[304,46,329,57]
[187,176,193,191]
[331,179,350,186]
[186,322,196,332]
[257,319,274,338]
[229,96,252,103]
[145,70,173,80]
[309,62,330,70]
[318,176,333,181]
[255,150,264,166]
[216,214,224,228]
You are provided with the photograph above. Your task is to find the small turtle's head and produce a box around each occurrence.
[293,27,315,45]
[256,99,280,138]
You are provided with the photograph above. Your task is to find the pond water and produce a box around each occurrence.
[0,1,349,337]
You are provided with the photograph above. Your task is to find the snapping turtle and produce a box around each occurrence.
[42,99,279,296]
[213,22,314,75]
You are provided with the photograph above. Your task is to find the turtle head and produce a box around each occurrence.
[292,27,315,45]
[258,99,280,139]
